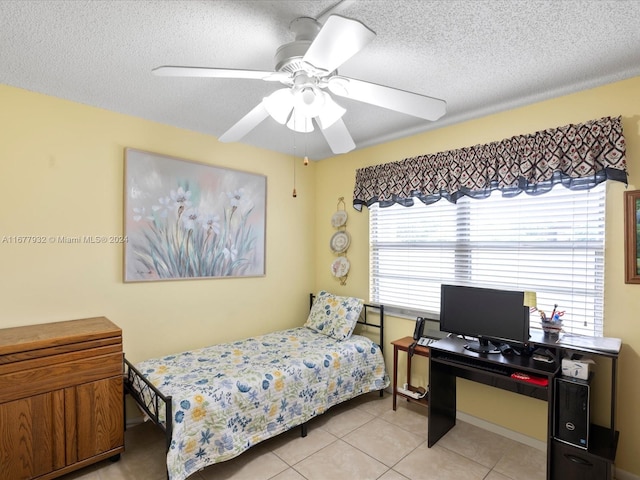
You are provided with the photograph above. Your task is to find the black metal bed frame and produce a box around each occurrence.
[123,294,385,472]
[124,358,173,450]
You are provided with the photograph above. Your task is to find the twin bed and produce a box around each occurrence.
[124,292,389,480]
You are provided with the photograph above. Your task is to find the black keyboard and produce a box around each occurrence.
[437,354,510,376]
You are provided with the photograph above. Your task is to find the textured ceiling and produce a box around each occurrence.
[1,0,640,160]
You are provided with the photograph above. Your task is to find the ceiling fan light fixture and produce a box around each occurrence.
[293,85,325,118]
[286,109,314,133]
[327,76,350,96]
[316,92,346,128]
[263,88,294,124]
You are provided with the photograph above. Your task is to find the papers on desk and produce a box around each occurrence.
[557,333,621,354]
[417,337,435,347]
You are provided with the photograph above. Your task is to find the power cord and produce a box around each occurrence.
[415,386,428,399]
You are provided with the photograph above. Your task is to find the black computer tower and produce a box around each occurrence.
[554,376,590,449]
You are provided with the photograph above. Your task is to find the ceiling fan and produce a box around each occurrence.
[153,13,446,155]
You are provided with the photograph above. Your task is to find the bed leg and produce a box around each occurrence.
[300,423,308,437]
[379,389,384,398]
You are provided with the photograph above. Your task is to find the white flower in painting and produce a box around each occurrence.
[226,189,245,208]
[223,247,238,261]
[132,207,145,222]
[171,187,192,209]
[181,208,200,230]
[152,196,172,218]
[132,207,153,222]
[202,214,221,235]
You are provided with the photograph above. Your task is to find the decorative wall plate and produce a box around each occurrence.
[330,231,351,253]
[331,210,348,228]
[331,256,350,278]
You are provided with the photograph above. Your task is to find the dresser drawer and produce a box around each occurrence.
[0,349,123,403]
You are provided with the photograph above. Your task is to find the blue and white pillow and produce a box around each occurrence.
[304,291,364,341]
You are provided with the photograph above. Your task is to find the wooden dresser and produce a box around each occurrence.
[0,317,124,480]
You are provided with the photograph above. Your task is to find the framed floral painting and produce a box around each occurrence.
[124,148,266,282]
[624,190,640,284]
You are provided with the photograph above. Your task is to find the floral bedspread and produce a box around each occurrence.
[134,327,390,480]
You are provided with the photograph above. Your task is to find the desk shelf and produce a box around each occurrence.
[433,351,553,401]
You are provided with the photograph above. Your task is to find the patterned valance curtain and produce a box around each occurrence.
[353,116,627,210]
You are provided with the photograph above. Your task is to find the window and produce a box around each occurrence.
[369,183,606,337]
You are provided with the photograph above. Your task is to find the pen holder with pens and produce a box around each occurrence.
[540,304,563,336]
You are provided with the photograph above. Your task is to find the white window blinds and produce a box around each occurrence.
[369,183,606,337]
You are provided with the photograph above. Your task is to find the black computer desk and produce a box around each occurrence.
[427,332,620,480]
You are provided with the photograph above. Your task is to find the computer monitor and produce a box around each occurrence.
[439,284,530,353]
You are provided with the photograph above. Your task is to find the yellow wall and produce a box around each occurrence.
[315,76,640,476]
[0,83,316,363]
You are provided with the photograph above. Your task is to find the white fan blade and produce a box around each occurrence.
[303,15,375,73]
[328,76,447,121]
[218,102,270,143]
[316,0,357,22]
[152,66,290,83]
[317,117,355,154]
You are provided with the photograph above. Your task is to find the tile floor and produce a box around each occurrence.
[65,392,546,480]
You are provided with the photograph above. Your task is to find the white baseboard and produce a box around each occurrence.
[456,411,547,452]
[456,412,639,480]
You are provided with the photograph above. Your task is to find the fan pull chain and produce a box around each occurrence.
[292,162,297,197]
[292,142,297,198]
[292,127,298,197]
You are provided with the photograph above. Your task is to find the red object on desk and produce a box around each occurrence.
[510,372,549,386]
